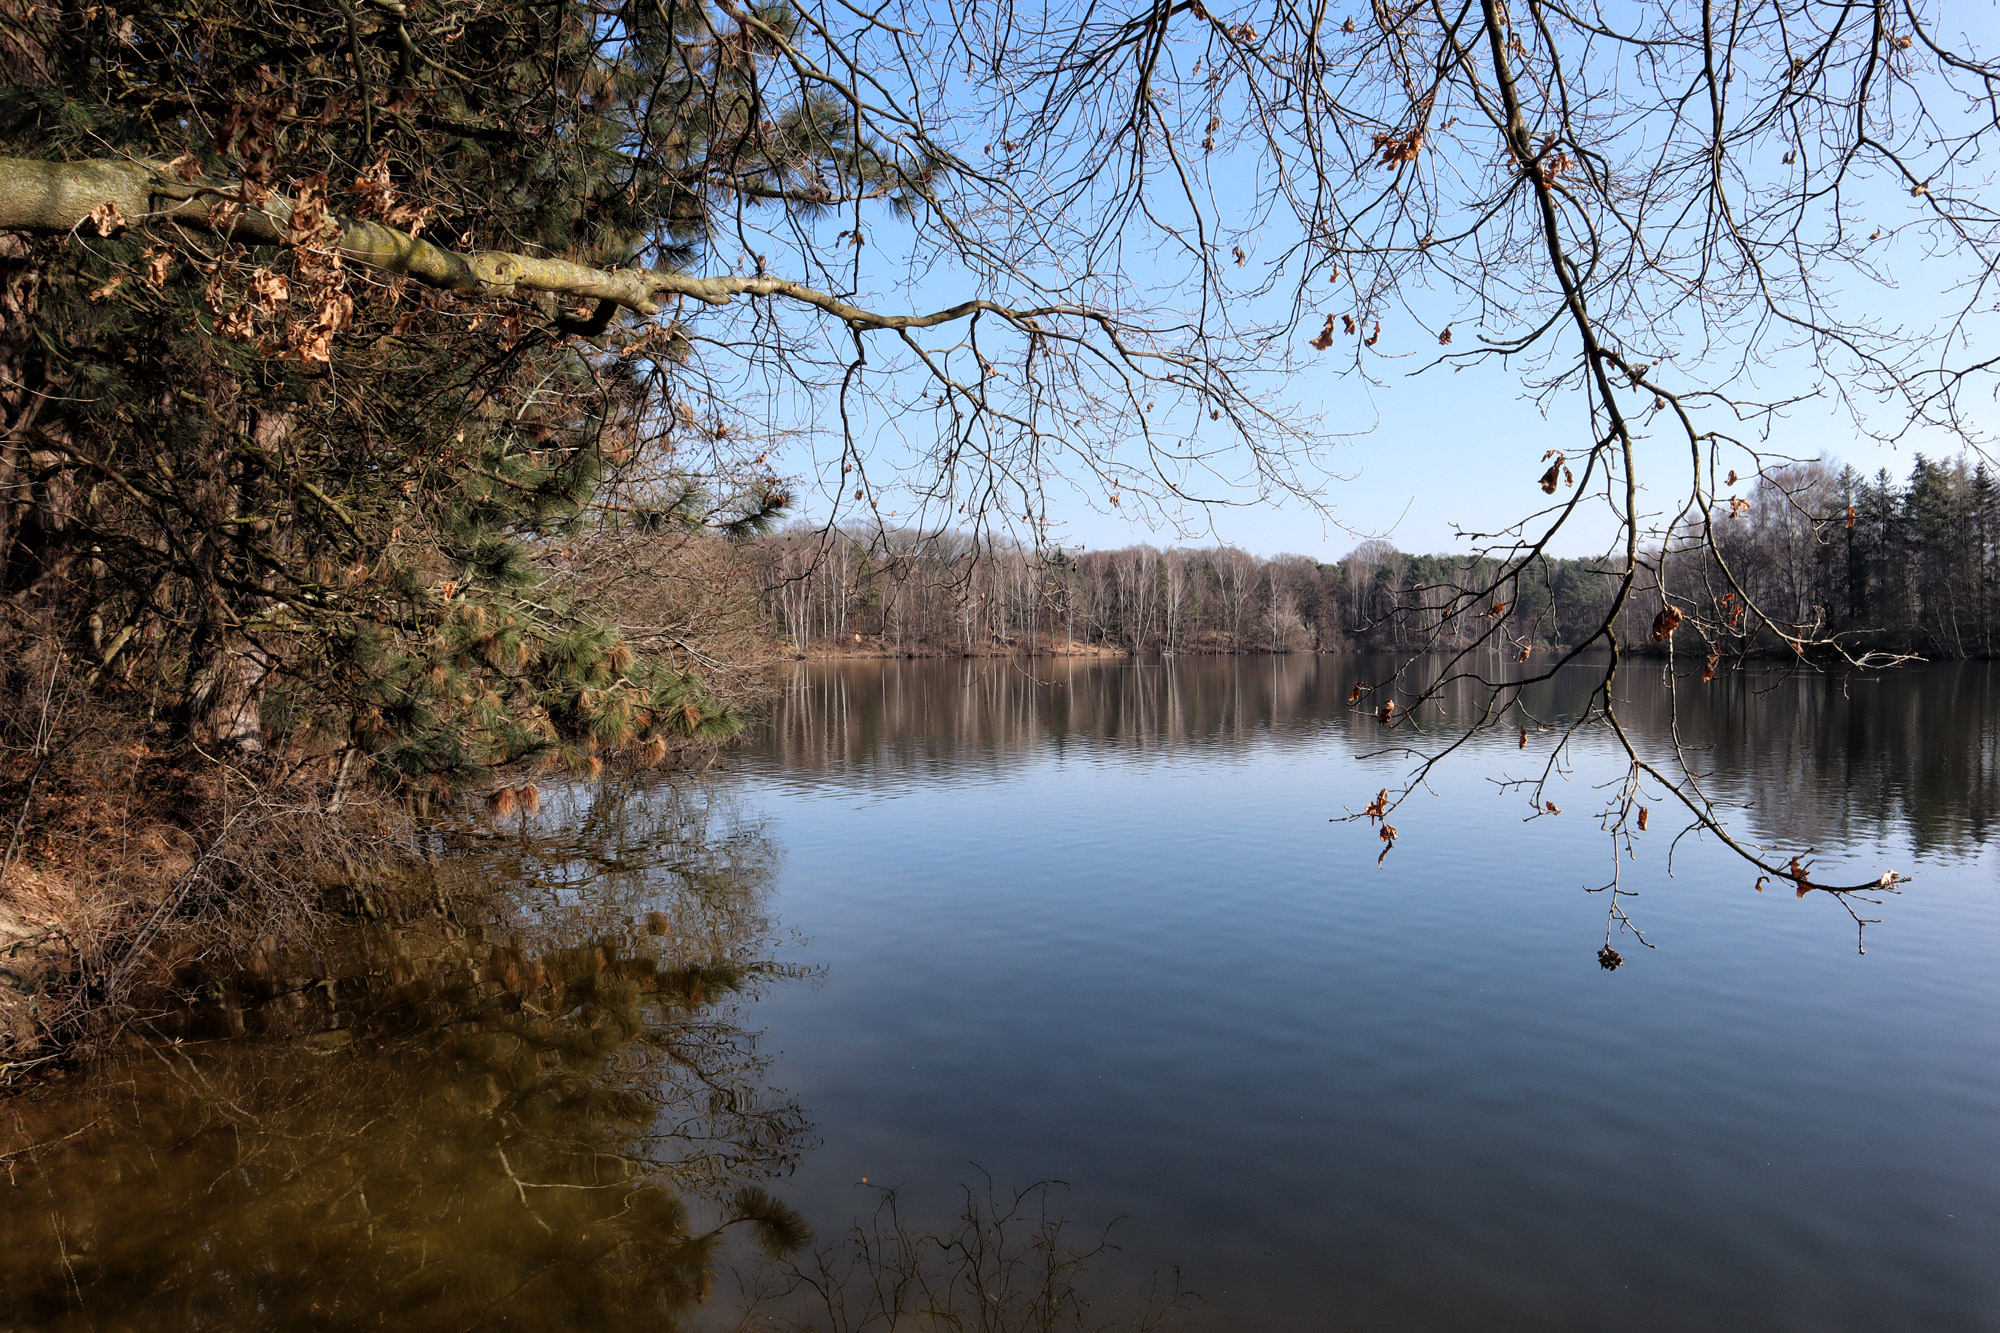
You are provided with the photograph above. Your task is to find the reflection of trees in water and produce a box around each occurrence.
[761,657,1370,777]
[1614,663,2000,859]
[748,1178,1193,1333]
[0,780,813,1332]
[759,658,2000,858]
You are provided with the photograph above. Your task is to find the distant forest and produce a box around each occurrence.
[758,456,2000,658]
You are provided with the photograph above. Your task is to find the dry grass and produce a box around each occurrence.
[0,679,416,1071]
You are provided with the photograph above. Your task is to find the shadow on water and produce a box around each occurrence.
[759,654,2000,858]
[0,780,815,1332]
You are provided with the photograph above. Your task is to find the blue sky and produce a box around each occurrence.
[730,0,2000,564]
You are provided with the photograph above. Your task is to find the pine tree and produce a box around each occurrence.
[0,0,899,790]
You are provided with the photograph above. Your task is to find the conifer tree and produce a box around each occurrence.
[0,0,873,788]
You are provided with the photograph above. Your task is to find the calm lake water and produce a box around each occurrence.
[5,655,2000,1330]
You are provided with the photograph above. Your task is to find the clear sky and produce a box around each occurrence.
[741,0,2000,566]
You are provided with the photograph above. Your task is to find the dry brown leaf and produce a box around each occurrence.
[1309,313,1337,351]
[1651,605,1683,641]
[86,199,127,236]
[246,266,289,309]
[1637,805,1649,831]
[139,244,175,289]
[1539,454,1564,494]
[217,301,258,339]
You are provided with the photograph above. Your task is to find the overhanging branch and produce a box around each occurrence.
[0,156,1044,331]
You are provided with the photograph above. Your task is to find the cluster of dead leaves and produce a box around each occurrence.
[346,150,435,234]
[210,175,353,361]
[210,263,290,340]
[272,179,354,360]
[1356,787,1397,864]
[1538,450,1570,494]
[1309,312,1380,350]
[218,94,288,195]
[1651,604,1683,641]
[1371,127,1424,169]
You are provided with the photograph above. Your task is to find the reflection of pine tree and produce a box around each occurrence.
[0,780,811,1330]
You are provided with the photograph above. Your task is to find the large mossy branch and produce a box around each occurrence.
[0,157,1048,331]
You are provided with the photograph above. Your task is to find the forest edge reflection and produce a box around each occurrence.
[756,654,2000,955]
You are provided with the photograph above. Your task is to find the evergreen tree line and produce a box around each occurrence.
[760,455,2000,659]
[1701,457,2000,657]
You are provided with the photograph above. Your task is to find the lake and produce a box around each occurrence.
[4,655,1999,1330]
